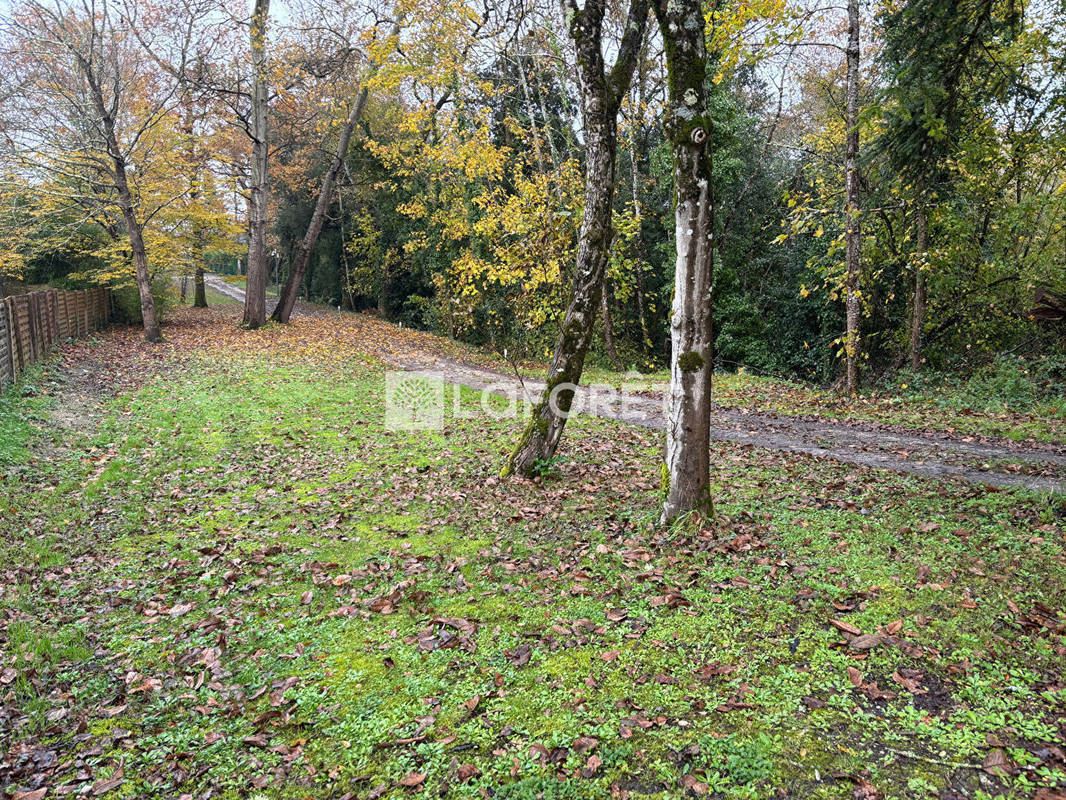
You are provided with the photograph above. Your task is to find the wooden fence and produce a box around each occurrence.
[0,287,110,391]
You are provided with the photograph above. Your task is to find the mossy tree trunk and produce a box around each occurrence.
[243,0,271,330]
[655,0,714,525]
[503,0,649,477]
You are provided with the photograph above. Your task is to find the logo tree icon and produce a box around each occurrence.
[395,376,438,425]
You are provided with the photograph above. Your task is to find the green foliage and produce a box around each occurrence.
[886,354,1066,416]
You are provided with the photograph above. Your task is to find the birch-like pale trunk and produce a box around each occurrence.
[243,0,270,329]
[656,0,714,525]
[844,0,862,394]
[272,87,368,323]
[502,0,649,478]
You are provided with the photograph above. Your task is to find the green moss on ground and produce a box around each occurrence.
[1,322,1064,799]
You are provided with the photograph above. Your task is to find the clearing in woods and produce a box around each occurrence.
[1,303,1064,800]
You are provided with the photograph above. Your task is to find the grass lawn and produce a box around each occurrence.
[1,309,1064,799]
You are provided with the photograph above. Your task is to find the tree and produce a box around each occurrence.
[843,0,861,393]
[244,0,271,328]
[503,0,650,477]
[877,0,1016,369]
[0,0,171,341]
[272,10,402,323]
[655,0,715,525]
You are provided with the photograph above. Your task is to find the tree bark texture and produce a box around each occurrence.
[503,0,649,477]
[244,0,271,329]
[655,0,714,525]
[83,54,161,342]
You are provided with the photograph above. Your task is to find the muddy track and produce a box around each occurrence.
[211,275,1066,494]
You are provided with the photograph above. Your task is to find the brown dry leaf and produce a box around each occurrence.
[847,666,864,687]
[681,773,709,795]
[890,670,926,694]
[464,695,481,712]
[457,763,480,782]
[581,754,602,777]
[300,590,313,605]
[168,602,195,617]
[91,761,124,796]
[848,634,881,651]
[601,650,620,662]
[852,778,883,800]
[399,771,426,788]
[831,618,863,636]
[13,791,48,800]
[983,748,1012,776]
[572,736,599,753]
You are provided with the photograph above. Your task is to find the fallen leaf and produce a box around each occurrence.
[983,748,1011,776]
[847,666,863,687]
[168,602,195,617]
[848,634,881,651]
[399,771,426,788]
[457,763,480,782]
[581,754,602,777]
[831,619,862,636]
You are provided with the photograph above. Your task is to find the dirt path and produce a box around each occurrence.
[203,273,250,304]
[210,276,1066,494]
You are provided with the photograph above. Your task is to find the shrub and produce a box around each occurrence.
[110,277,174,326]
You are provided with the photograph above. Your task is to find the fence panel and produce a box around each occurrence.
[0,288,110,390]
[0,300,12,389]
[59,292,72,339]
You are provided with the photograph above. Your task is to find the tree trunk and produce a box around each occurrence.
[194,266,207,308]
[656,0,714,526]
[115,177,162,343]
[502,0,649,478]
[843,0,861,395]
[83,55,160,342]
[273,87,368,323]
[910,205,929,370]
[243,0,271,329]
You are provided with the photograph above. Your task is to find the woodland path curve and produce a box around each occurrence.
[208,274,1066,494]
